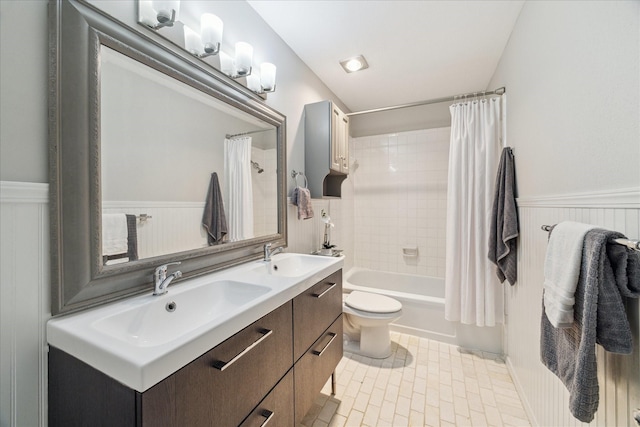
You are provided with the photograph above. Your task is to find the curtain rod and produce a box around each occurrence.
[346,86,506,117]
[226,128,273,139]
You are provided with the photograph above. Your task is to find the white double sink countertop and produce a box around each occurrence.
[47,253,343,392]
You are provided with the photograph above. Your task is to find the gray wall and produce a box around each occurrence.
[0,1,50,183]
[488,2,640,425]
[487,0,639,198]
[350,101,451,138]
[0,0,348,195]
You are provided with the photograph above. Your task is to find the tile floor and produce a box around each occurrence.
[301,332,531,427]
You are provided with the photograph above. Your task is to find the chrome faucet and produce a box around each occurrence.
[153,262,182,296]
[263,243,283,262]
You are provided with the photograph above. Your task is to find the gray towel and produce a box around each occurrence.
[291,186,314,220]
[102,214,138,264]
[202,172,228,245]
[540,228,640,422]
[488,147,519,285]
[125,214,138,261]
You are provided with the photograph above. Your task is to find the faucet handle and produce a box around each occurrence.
[154,262,182,278]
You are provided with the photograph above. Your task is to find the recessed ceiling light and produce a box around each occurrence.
[340,55,369,73]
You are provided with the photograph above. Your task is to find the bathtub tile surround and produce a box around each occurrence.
[351,128,450,277]
[301,331,530,427]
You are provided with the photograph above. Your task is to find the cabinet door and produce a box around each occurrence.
[330,105,343,172]
[239,370,294,427]
[293,270,343,361]
[294,315,344,425]
[174,302,293,427]
[138,377,176,427]
[338,112,349,173]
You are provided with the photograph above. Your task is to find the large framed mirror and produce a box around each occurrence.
[49,0,287,315]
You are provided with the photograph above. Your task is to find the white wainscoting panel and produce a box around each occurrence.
[103,201,208,258]
[0,181,50,427]
[508,191,640,427]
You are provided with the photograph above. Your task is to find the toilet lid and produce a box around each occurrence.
[345,291,402,314]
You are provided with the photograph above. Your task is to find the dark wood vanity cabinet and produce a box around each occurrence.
[174,301,293,427]
[49,269,343,427]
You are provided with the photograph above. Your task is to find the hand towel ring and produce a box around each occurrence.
[291,170,308,188]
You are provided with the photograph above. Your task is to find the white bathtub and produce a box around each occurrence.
[343,267,502,352]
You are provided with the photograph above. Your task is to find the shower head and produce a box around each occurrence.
[251,160,264,174]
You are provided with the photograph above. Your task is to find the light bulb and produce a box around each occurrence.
[183,26,202,55]
[201,13,223,55]
[260,63,276,91]
[235,42,253,76]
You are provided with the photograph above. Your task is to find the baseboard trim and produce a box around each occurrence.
[505,355,538,427]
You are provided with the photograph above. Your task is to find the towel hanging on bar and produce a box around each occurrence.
[542,225,640,251]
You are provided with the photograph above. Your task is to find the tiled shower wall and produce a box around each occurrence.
[350,128,450,277]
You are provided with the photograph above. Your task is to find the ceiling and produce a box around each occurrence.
[247,1,524,113]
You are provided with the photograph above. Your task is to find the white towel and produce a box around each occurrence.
[102,214,128,256]
[543,221,596,328]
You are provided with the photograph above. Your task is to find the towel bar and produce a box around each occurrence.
[541,224,640,251]
[291,170,308,188]
[136,214,152,223]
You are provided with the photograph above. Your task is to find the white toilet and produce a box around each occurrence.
[342,291,403,359]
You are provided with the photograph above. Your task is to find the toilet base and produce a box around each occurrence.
[343,324,393,359]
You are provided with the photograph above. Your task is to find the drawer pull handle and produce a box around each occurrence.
[212,328,273,371]
[260,410,274,427]
[312,332,337,357]
[313,282,337,299]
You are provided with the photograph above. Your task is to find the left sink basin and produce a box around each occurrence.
[91,280,271,347]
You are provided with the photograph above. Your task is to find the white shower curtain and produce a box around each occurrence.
[224,136,254,242]
[444,96,503,327]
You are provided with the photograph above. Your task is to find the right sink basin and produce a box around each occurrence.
[251,253,338,278]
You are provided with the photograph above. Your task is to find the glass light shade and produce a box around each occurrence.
[235,42,253,76]
[139,1,158,27]
[183,26,202,55]
[152,0,180,23]
[246,73,262,93]
[260,63,276,91]
[345,58,363,72]
[219,51,235,77]
[200,13,223,54]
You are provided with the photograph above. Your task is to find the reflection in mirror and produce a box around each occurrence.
[50,0,286,315]
[100,46,278,265]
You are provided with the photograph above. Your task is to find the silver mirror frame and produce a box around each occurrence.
[49,0,287,315]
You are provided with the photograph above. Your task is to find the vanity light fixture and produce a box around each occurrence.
[339,55,369,73]
[140,0,180,30]
[218,42,254,79]
[260,63,277,92]
[200,13,223,56]
[234,42,253,77]
[138,1,276,95]
[246,63,277,94]
[246,72,262,93]
[182,14,224,59]
[183,26,202,55]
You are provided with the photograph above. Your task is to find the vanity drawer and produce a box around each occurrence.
[174,301,293,427]
[239,369,294,427]
[294,314,343,425]
[293,270,342,360]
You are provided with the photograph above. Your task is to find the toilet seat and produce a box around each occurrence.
[345,291,402,314]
